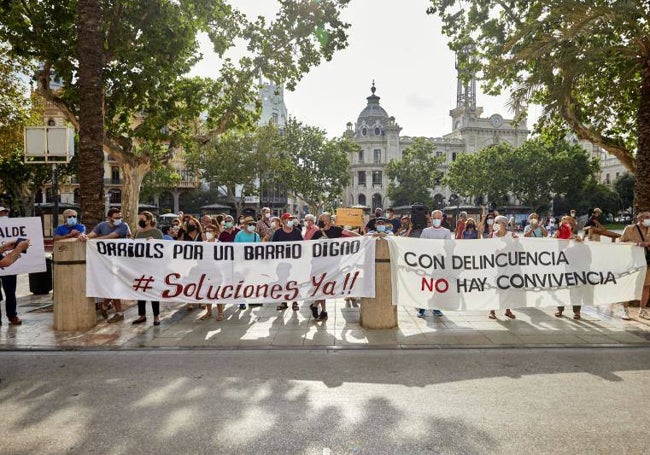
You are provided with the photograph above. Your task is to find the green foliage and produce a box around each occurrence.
[444,139,599,212]
[279,118,352,212]
[0,0,351,222]
[613,172,635,210]
[427,0,648,173]
[386,137,444,206]
[554,181,621,216]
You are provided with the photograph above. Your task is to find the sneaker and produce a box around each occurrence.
[317,311,328,321]
[107,313,124,323]
[432,309,444,317]
[639,309,649,319]
[417,308,426,318]
[8,316,22,326]
[310,303,319,319]
[622,308,632,321]
[239,303,247,310]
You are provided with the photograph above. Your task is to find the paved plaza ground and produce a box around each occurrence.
[2,274,650,350]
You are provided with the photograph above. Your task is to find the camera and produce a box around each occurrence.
[14,237,28,254]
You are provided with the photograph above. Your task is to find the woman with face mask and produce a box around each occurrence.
[398,215,413,237]
[523,213,548,238]
[461,217,479,239]
[132,211,164,326]
[262,217,281,242]
[198,224,227,321]
[484,215,518,320]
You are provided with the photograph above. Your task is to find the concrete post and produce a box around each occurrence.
[360,238,398,329]
[52,239,97,330]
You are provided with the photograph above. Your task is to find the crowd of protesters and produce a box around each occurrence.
[2,203,643,327]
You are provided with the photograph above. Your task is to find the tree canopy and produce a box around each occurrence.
[427,0,650,212]
[0,0,351,226]
[444,139,599,212]
[386,137,444,207]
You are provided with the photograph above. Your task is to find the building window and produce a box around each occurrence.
[374,127,381,136]
[357,171,366,187]
[436,151,443,157]
[361,127,367,136]
[605,173,610,184]
[452,152,457,161]
[373,149,381,164]
[358,194,366,206]
[111,167,120,184]
[372,171,382,188]
[358,150,364,163]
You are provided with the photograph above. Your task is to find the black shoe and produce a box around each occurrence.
[153,319,161,326]
[310,304,318,319]
[132,316,147,325]
[317,311,328,321]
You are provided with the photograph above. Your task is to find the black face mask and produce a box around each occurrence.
[138,220,147,228]
[466,224,475,229]
[317,220,325,229]
[187,224,197,232]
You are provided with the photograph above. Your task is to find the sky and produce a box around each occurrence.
[190,0,540,138]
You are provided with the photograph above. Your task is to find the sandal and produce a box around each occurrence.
[199,311,211,320]
[216,313,225,321]
[292,302,299,311]
[276,302,288,311]
[504,310,516,319]
[554,310,563,318]
[488,310,496,320]
[573,313,581,320]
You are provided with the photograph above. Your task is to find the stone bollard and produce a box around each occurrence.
[360,238,398,329]
[53,239,97,331]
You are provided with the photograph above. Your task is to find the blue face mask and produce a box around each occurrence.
[376,225,386,232]
[432,219,442,228]
[66,217,77,226]
[224,221,233,229]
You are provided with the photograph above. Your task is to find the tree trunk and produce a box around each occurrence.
[120,159,151,233]
[635,54,650,214]
[77,0,105,230]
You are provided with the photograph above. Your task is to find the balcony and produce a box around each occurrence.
[104,178,122,186]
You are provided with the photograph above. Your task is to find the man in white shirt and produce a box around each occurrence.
[417,210,450,318]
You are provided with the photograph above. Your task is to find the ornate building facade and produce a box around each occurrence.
[345,67,530,210]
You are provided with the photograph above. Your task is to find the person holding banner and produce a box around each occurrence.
[461,218,479,239]
[310,212,361,319]
[417,210,450,318]
[0,235,30,326]
[199,224,227,321]
[486,215,518,320]
[303,214,320,240]
[553,216,584,319]
[272,213,304,311]
[619,211,650,320]
[80,208,132,323]
[132,211,164,326]
[398,215,413,237]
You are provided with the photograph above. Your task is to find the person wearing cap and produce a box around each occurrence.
[54,209,86,241]
[0,205,29,326]
[271,213,303,311]
[310,212,361,320]
[364,208,384,234]
[235,216,261,243]
[365,217,393,236]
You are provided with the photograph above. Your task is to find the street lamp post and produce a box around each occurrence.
[24,126,75,232]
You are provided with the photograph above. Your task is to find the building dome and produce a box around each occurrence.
[356,82,388,137]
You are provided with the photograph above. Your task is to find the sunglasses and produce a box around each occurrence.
[66,215,76,219]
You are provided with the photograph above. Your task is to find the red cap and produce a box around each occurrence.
[280,212,294,220]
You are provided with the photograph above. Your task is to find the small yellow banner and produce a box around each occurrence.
[335,208,365,227]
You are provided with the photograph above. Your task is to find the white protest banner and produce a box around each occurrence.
[86,237,376,303]
[386,236,646,310]
[0,217,46,276]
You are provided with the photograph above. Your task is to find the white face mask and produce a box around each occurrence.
[205,232,215,241]
[247,224,256,233]
[112,219,122,226]
[432,219,442,228]
[493,223,502,232]
[487,219,494,226]
[265,213,271,219]
[643,219,650,227]
[285,220,293,228]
